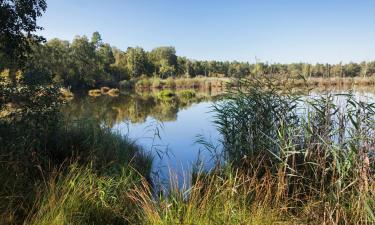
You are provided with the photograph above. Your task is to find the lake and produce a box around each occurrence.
[62,87,375,185]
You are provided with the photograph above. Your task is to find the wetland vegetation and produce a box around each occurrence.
[1,0,374,224]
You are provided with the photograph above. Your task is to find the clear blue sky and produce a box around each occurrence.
[38,0,375,64]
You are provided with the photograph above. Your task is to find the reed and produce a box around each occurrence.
[130,76,375,224]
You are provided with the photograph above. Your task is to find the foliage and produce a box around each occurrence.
[25,164,145,225]
[157,89,176,101]
[0,0,47,83]
[177,89,196,99]
[210,77,375,223]
[19,33,375,92]
[214,77,300,167]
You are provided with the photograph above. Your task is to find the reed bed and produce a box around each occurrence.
[128,77,231,91]
[130,77,375,224]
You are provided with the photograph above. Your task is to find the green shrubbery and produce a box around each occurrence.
[177,89,196,99]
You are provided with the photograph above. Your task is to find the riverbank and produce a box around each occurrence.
[60,76,375,99]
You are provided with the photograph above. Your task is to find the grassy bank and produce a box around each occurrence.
[119,76,375,92]
[290,76,375,87]
[75,76,375,98]
[0,83,152,224]
[0,118,152,224]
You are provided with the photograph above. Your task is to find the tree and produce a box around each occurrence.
[0,0,47,83]
[149,47,177,77]
[97,43,114,71]
[111,47,129,81]
[70,35,98,88]
[91,31,102,49]
[126,47,149,78]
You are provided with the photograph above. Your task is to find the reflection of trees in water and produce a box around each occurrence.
[62,91,216,127]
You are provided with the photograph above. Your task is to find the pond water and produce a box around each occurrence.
[62,87,375,184]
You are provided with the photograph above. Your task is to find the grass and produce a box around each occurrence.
[127,77,375,224]
[121,77,232,92]
[177,89,196,99]
[1,78,374,224]
[88,89,101,97]
[107,88,120,96]
[0,85,152,225]
[211,77,375,224]
[279,76,375,88]
[25,164,145,225]
[130,167,292,225]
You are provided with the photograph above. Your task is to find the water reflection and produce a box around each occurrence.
[62,90,221,127]
[62,89,223,184]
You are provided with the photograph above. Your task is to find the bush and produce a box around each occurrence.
[88,89,101,97]
[157,89,175,101]
[119,80,134,89]
[165,77,175,88]
[177,89,196,99]
[135,78,151,90]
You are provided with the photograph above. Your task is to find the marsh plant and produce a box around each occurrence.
[131,77,375,224]
[210,77,375,223]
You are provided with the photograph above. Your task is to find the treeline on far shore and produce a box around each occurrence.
[2,31,375,91]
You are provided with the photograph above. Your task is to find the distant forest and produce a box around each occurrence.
[3,32,375,90]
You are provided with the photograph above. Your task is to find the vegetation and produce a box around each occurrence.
[2,30,374,91]
[62,90,216,125]
[0,0,47,84]
[0,80,152,224]
[125,77,374,224]
[1,0,374,224]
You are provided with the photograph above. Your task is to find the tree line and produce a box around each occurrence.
[3,31,375,90]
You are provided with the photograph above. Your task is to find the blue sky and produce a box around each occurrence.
[38,0,375,64]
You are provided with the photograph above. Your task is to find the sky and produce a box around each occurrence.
[38,0,375,64]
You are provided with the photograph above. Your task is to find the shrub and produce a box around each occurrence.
[100,87,111,94]
[151,78,162,89]
[165,77,175,88]
[107,88,120,97]
[177,89,196,99]
[135,78,151,90]
[157,89,175,101]
[119,80,134,89]
[88,89,101,97]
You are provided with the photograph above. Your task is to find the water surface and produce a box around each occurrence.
[62,88,375,183]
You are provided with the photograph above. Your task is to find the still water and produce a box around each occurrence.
[62,88,375,183]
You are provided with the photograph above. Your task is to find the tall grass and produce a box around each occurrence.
[129,167,291,224]
[25,164,145,225]
[129,77,374,224]
[0,119,153,224]
[211,77,375,223]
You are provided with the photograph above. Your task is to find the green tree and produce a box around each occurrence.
[70,35,98,88]
[91,31,103,49]
[0,0,47,83]
[149,47,177,78]
[126,47,149,78]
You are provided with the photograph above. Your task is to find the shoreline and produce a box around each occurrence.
[60,76,375,98]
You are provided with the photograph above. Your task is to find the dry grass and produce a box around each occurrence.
[88,89,101,97]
